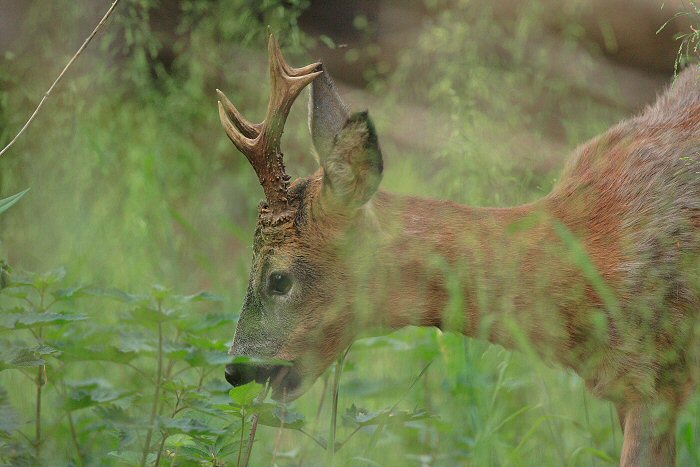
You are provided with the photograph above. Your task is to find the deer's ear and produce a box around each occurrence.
[320,111,383,208]
[308,66,350,160]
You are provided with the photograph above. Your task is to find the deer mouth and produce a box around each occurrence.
[269,365,303,401]
[224,361,302,400]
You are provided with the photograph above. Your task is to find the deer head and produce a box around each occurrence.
[220,34,384,400]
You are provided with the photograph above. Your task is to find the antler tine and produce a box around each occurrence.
[217,100,257,159]
[217,32,321,221]
[268,33,322,77]
[216,89,260,139]
[262,33,322,149]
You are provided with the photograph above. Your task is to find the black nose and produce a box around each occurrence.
[225,363,284,387]
[225,363,259,387]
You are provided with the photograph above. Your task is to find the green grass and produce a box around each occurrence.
[0,0,699,465]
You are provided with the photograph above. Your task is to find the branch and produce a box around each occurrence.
[0,0,123,159]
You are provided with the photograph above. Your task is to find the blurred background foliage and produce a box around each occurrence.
[0,0,698,465]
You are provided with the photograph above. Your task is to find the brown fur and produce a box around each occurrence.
[228,66,700,465]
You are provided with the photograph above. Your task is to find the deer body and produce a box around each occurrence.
[219,36,700,465]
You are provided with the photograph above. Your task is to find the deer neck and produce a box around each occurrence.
[366,191,600,361]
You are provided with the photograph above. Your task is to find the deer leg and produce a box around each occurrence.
[619,404,676,467]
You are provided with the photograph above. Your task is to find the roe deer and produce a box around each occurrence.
[219,33,700,466]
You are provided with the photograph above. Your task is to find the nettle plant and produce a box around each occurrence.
[0,269,423,466]
[0,266,243,466]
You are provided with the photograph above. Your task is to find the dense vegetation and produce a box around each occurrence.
[0,0,698,465]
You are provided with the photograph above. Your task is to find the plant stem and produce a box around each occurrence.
[295,373,330,467]
[313,373,330,427]
[296,429,327,449]
[141,319,164,467]
[35,365,44,461]
[325,352,347,467]
[365,361,433,455]
[154,433,168,467]
[336,426,362,451]
[270,389,287,466]
[242,386,270,467]
[0,0,123,159]
[196,368,208,391]
[242,413,260,467]
[237,412,246,467]
[67,411,85,467]
[34,321,45,462]
[154,391,182,467]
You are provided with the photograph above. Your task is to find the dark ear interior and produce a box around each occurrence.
[320,111,383,208]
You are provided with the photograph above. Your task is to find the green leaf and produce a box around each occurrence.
[56,342,138,364]
[200,351,234,366]
[182,392,231,418]
[0,344,58,370]
[228,381,263,407]
[0,310,87,330]
[151,284,171,301]
[62,380,132,412]
[51,286,85,300]
[4,273,33,287]
[79,286,145,304]
[183,348,232,367]
[212,424,243,456]
[33,267,66,290]
[215,440,241,459]
[0,188,29,216]
[173,291,223,303]
[159,416,224,436]
[243,401,277,415]
[257,406,305,430]
[114,332,155,354]
[164,342,190,361]
[176,445,214,462]
[93,405,136,429]
[352,336,415,351]
[182,335,228,351]
[177,313,236,332]
[166,337,230,367]
[0,386,20,437]
[129,304,183,324]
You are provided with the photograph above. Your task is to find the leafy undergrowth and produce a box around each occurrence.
[0,269,443,466]
[1,0,700,466]
[3,267,699,465]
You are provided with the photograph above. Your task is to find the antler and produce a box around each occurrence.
[217,33,322,224]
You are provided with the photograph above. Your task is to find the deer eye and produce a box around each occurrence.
[268,272,292,295]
